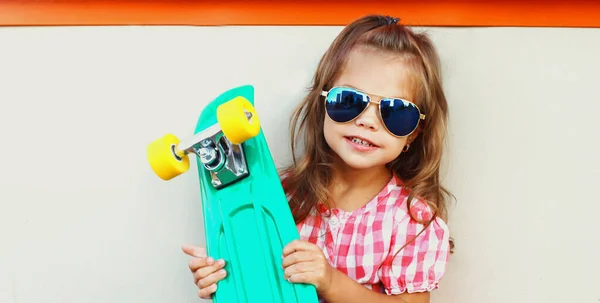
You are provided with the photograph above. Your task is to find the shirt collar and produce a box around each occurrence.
[315,173,403,216]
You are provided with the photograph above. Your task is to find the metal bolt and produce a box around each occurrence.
[200,139,214,147]
[199,147,217,165]
[244,110,253,123]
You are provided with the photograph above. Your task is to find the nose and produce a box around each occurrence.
[354,102,380,131]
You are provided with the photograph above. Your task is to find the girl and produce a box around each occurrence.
[182,14,453,303]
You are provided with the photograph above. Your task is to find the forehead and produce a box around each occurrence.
[334,46,416,101]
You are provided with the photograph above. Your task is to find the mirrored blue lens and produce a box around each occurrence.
[324,87,368,122]
[379,98,421,136]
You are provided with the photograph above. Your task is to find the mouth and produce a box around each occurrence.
[344,135,379,148]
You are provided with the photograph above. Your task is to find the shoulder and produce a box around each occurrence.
[382,174,451,264]
[372,174,451,248]
[380,174,442,226]
[377,176,451,294]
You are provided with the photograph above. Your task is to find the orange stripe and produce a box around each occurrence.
[1,0,600,27]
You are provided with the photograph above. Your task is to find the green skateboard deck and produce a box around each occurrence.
[192,85,319,303]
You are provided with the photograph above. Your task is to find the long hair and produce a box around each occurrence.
[280,15,454,250]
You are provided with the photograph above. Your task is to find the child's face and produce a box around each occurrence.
[323,46,416,171]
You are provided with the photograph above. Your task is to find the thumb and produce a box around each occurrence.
[181,244,207,258]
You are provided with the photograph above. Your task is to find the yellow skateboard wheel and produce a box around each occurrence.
[216,96,261,145]
[147,133,190,180]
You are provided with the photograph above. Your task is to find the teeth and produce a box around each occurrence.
[351,137,374,147]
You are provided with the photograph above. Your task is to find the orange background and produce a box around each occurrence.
[1,0,599,27]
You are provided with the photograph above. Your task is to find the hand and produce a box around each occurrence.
[181,244,227,299]
[281,240,335,293]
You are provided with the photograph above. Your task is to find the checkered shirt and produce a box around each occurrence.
[291,174,450,295]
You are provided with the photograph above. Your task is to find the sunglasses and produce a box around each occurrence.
[321,86,425,137]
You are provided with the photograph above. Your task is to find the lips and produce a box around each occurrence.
[344,135,379,148]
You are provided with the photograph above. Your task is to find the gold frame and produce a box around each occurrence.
[321,86,425,138]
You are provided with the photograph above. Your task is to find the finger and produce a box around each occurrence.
[282,251,315,269]
[198,283,218,299]
[188,256,214,272]
[182,244,207,258]
[282,240,318,256]
[284,261,316,280]
[197,268,227,289]
[193,259,226,283]
[287,271,315,285]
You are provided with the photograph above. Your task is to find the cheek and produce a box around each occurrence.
[384,136,408,155]
[323,116,335,149]
[323,116,341,141]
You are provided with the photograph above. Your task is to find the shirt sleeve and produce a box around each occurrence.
[377,201,451,295]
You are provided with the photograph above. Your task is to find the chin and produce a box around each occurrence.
[336,153,386,171]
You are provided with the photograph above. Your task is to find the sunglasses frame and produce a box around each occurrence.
[321,86,425,138]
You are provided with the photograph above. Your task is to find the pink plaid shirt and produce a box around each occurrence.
[291,174,450,296]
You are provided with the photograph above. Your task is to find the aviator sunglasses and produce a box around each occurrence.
[321,86,425,137]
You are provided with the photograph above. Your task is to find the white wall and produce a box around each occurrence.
[0,25,599,303]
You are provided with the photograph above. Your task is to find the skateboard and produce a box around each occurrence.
[146,85,319,303]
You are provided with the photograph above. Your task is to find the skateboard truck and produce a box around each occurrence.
[146,96,260,189]
[176,117,251,189]
[147,96,260,187]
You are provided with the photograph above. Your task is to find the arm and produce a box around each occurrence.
[282,240,432,303]
[321,269,430,303]
[282,215,450,303]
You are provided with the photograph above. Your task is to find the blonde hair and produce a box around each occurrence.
[280,15,454,250]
